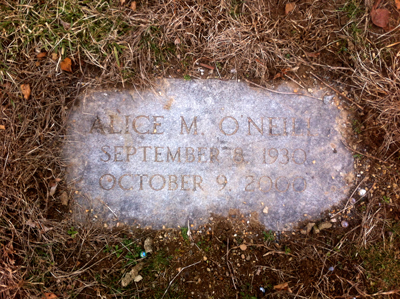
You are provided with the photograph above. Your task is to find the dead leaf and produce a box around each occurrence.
[60,57,72,72]
[41,224,53,233]
[37,52,47,59]
[49,180,58,196]
[305,52,320,58]
[122,263,144,287]
[396,0,400,10]
[285,3,295,15]
[0,125,5,130]
[51,53,58,61]
[60,19,70,30]
[20,84,31,100]
[131,1,137,10]
[239,244,247,251]
[26,219,36,228]
[60,192,68,206]
[42,293,58,299]
[274,282,291,291]
[370,8,390,28]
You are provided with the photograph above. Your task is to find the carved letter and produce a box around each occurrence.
[109,115,122,134]
[291,118,304,137]
[181,175,191,191]
[210,147,220,163]
[247,117,263,135]
[124,115,130,134]
[306,118,318,137]
[197,147,207,163]
[180,116,198,135]
[126,146,136,162]
[118,174,133,190]
[168,175,178,191]
[132,115,150,134]
[193,175,204,191]
[114,146,124,162]
[139,146,152,162]
[154,147,164,162]
[268,117,280,136]
[152,116,164,134]
[100,145,111,162]
[149,174,166,191]
[167,147,181,163]
[99,174,116,190]
[136,174,148,190]
[219,116,239,136]
[185,147,195,163]
[89,117,105,134]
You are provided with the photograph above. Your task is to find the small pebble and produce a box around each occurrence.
[323,95,334,104]
[239,244,247,251]
[341,220,349,228]
[358,189,366,196]
[318,222,332,230]
[260,287,266,293]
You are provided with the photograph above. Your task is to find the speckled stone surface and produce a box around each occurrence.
[63,79,354,230]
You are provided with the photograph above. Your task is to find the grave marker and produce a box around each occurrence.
[64,80,353,230]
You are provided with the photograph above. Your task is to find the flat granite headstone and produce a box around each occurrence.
[64,80,354,230]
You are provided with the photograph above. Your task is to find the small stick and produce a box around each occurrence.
[199,63,214,70]
[310,72,363,110]
[161,260,201,299]
[341,140,388,164]
[244,78,319,99]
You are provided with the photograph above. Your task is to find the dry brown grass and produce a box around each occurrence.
[1,0,400,297]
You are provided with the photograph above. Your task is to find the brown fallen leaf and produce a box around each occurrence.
[0,125,5,130]
[396,0,400,10]
[285,3,295,15]
[370,8,390,28]
[60,192,68,206]
[131,1,137,10]
[274,282,292,292]
[26,219,36,228]
[20,84,31,100]
[305,52,320,58]
[60,19,71,31]
[42,293,58,299]
[37,52,47,59]
[60,57,72,72]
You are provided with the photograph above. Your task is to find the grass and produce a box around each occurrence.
[1,0,400,298]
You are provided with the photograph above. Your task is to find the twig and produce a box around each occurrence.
[244,78,320,100]
[310,72,363,110]
[341,141,389,164]
[161,260,201,299]
[226,238,237,290]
